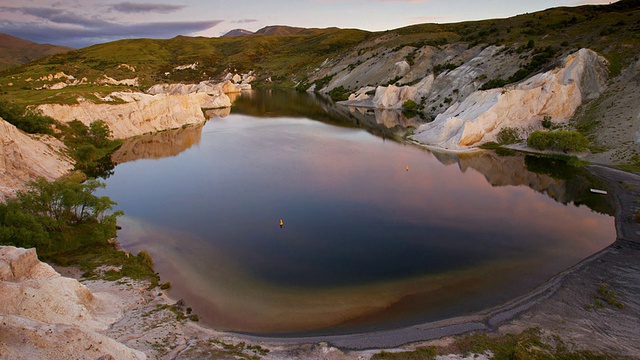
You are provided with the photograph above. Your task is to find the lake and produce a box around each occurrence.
[100,90,615,335]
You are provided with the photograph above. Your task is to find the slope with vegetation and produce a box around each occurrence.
[0,33,72,71]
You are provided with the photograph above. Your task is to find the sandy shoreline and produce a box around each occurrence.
[58,164,639,359]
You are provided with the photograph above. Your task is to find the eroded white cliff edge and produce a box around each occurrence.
[412,49,609,150]
[37,85,232,140]
[0,246,147,359]
[0,117,74,201]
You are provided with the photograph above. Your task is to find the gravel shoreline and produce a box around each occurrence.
[234,165,640,356]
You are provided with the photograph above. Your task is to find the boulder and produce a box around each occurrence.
[220,80,241,93]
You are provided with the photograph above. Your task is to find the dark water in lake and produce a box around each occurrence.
[100,90,615,335]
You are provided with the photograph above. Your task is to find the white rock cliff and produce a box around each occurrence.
[38,90,231,139]
[413,48,608,149]
[0,117,74,201]
[0,246,146,359]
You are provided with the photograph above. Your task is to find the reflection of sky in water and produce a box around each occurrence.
[101,115,615,334]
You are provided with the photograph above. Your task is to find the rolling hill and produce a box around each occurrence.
[0,33,72,70]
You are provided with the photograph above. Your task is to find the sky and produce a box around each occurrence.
[0,0,616,48]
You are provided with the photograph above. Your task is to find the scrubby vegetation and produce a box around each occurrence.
[373,328,618,359]
[60,120,122,178]
[0,100,54,134]
[0,174,158,282]
[496,127,521,145]
[0,100,121,178]
[527,130,590,152]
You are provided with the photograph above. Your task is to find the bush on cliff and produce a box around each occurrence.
[527,130,589,152]
[61,120,122,179]
[0,100,54,135]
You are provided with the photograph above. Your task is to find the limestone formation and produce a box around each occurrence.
[0,117,74,201]
[98,75,139,87]
[37,91,232,139]
[344,46,510,112]
[413,49,609,149]
[147,80,223,95]
[0,246,146,359]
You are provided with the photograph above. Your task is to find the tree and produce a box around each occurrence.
[88,121,112,148]
[1,176,123,255]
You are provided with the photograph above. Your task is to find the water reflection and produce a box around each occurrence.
[103,90,615,335]
[232,89,424,141]
[111,123,205,164]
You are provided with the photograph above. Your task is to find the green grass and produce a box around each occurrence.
[586,283,625,310]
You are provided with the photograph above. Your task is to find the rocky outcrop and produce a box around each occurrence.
[413,49,609,149]
[37,90,231,139]
[340,45,520,113]
[98,75,139,87]
[0,246,146,359]
[147,80,227,95]
[0,117,74,201]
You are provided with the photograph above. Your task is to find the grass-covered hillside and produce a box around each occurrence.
[0,0,638,107]
[0,33,72,71]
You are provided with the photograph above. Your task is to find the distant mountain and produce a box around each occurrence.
[222,29,254,37]
[254,26,305,36]
[0,33,72,70]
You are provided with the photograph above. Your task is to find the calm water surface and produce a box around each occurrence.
[100,90,616,335]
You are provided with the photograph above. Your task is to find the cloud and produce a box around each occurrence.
[3,6,112,27]
[110,2,185,14]
[232,19,258,24]
[0,4,221,47]
[0,18,222,48]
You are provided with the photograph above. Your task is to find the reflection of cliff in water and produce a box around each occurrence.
[438,151,615,216]
[231,90,425,141]
[111,123,204,164]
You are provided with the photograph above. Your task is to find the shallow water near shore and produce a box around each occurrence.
[99,90,616,335]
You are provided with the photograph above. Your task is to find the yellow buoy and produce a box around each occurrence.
[406,165,409,172]
[279,219,284,228]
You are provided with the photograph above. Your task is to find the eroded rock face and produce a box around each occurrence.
[0,246,146,359]
[147,80,225,95]
[341,45,510,112]
[0,117,74,201]
[413,49,609,149]
[37,91,231,139]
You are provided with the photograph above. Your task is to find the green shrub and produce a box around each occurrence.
[541,115,553,129]
[402,99,418,110]
[328,86,350,101]
[61,120,121,178]
[496,127,521,144]
[0,100,54,135]
[527,130,589,152]
[0,176,123,258]
[137,250,154,269]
